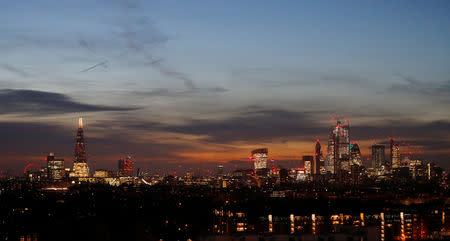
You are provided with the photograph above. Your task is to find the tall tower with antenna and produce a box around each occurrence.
[71,117,89,177]
[75,117,87,163]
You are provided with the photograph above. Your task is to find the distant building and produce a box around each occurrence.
[46,153,65,180]
[118,155,134,177]
[314,140,323,175]
[350,143,362,166]
[371,144,385,169]
[71,117,89,177]
[251,148,268,175]
[350,164,364,185]
[216,164,224,176]
[302,155,314,175]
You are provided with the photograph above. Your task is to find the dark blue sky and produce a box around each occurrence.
[0,0,449,172]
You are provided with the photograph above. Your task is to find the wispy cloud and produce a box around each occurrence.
[387,73,450,97]
[80,60,109,73]
[0,89,139,115]
[132,86,228,98]
[112,0,224,91]
[1,64,32,78]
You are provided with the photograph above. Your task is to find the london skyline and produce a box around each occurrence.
[1,0,449,173]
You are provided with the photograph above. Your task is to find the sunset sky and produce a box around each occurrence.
[1,0,449,174]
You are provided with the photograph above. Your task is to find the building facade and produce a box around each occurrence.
[47,153,65,180]
[372,144,385,169]
[251,148,268,175]
[302,155,314,175]
[390,138,401,169]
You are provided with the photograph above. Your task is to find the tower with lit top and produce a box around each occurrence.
[71,117,89,177]
[75,117,87,163]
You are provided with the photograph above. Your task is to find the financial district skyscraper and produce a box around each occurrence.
[350,143,362,167]
[314,139,324,174]
[371,144,385,169]
[251,148,268,175]
[325,120,350,174]
[390,138,401,169]
[118,155,134,177]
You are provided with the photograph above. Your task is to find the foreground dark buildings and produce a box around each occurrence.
[1,176,449,241]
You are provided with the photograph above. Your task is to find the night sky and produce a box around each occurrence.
[1,0,449,174]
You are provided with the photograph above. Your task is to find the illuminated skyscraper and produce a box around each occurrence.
[350,143,362,166]
[251,148,268,174]
[371,144,385,169]
[118,155,134,177]
[72,117,89,177]
[390,138,401,169]
[47,153,65,180]
[325,120,350,174]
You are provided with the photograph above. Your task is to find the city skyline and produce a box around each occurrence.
[3,116,444,175]
[1,0,449,173]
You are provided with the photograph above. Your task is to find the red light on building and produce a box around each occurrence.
[118,156,134,177]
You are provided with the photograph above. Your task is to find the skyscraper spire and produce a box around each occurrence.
[74,117,87,163]
[71,117,89,178]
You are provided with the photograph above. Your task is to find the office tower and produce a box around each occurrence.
[314,140,323,174]
[47,153,65,180]
[72,117,89,177]
[118,155,134,177]
[325,137,335,173]
[350,143,362,166]
[325,120,350,174]
[390,138,401,169]
[302,155,314,175]
[371,144,385,169]
[251,148,268,175]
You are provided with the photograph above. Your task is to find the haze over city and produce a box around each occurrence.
[1,0,449,174]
